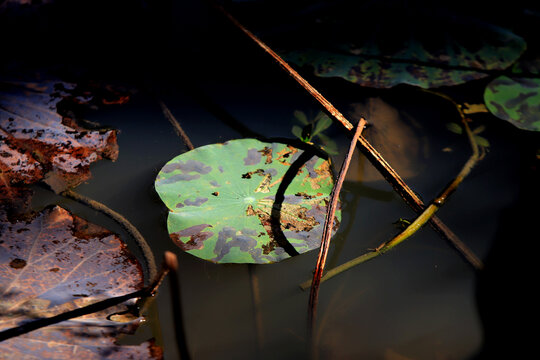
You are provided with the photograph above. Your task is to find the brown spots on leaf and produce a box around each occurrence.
[301,160,332,190]
[258,146,273,164]
[71,215,112,240]
[246,204,256,216]
[262,239,278,255]
[275,146,298,165]
[211,192,219,196]
[295,192,314,199]
[241,168,265,179]
[254,173,272,193]
[251,201,320,241]
[0,81,120,196]
[9,258,27,269]
[171,224,214,251]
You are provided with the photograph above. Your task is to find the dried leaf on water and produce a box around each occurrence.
[0,205,161,359]
[0,81,119,201]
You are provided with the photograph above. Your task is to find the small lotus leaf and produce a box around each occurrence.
[484,76,540,131]
[155,139,340,264]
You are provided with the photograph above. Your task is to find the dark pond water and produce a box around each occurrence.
[4,1,539,359]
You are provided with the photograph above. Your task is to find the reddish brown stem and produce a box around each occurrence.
[308,119,365,349]
[159,100,195,151]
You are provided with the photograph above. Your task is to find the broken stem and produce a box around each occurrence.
[248,264,264,354]
[308,119,365,351]
[0,252,174,342]
[165,252,191,360]
[62,189,158,282]
[159,100,195,151]
[215,4,482,271]
[300,102,483,290]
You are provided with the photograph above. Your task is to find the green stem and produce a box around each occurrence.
[300,93,483,290]
[300,204,438,290]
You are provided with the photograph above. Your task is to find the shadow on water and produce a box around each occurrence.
[471,137,538,359]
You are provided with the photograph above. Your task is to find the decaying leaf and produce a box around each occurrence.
[0,81,119,201]
[346,98,426,182]
[0,206,161,359]
[155,139,340,264]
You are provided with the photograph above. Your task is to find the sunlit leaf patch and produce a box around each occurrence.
[155,139,340,264]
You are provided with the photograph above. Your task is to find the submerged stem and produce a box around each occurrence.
[249,264,264,354]
[62,189,158,282]
[165,252,191,360]
[159,100,195,151]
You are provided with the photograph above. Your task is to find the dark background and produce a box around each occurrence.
[2,1,539,359]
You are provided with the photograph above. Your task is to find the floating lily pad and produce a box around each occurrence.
[278,3,526,88]
[484,76,540,131]
[155,139,339,264]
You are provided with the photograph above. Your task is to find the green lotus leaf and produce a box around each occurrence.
[285,49,494,89]
[280,6,525,88]
[484,76,540,131]
[155,139,339,264]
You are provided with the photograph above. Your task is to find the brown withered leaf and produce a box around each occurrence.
[0,81,119,201]
[0,205,162,359]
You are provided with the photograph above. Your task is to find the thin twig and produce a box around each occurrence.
[0,252,173,342]
[62,189,158,282]
[159,100,195,151]
[214,4,482,270]
[165,252,191,360]
[308,119,365,352]
[300,103,483,290]
[248,264,264,354]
